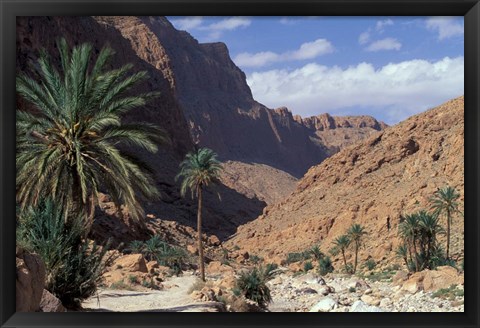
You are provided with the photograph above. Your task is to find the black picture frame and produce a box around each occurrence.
[1,1,479,327]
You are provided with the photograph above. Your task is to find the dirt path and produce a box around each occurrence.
[82,273,222,312]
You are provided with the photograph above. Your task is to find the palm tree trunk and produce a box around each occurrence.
[197,187,205,282]
[342,249,348,273]
[354,242,359,274]
[412,236,419,272]
[446,208,451,259]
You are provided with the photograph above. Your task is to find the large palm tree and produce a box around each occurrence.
[430,186,460,259]
[176,147,223,281]
[16,38,167,229]
[417,210,445,266]
[332,234,351,273]
[347,224,366,274]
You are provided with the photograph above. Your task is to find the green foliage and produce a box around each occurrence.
[303,261,314,272]
[286,250,312,264]
[347,224,366,274]
[249,255,263,265]
[318,256,334,276]
[310,245,324,261]
[332,234,351,273]
[175,147,223,198]
[16,38,167,224]
[235,265,277,308]
[155,242,188,276]
[128,240,145,254]
[349,287,356,293]
[17,199,114,308]
[431,284,464,300]
[143,235,164,261]
[128,275,138,284]
[364,259,376,271]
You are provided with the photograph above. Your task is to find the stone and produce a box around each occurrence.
[16,247,46,312]
[39,290,66,312]
[423,266,463,292]
[401,271,426,294]
[309,297,338,312]
[297,287,318,295]
[206,261,234,275]
[392,270,409,286]
[207,235,221,246]
[187,245,198,255]
[146,261,159,273]
[113,254,148,273]
[361,294,380,306]
[350,300,385,312]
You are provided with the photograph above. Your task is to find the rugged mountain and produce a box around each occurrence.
[295,113,388,156]
[137,17,387,178]
[16,16,264,242]
[228,97,464,267]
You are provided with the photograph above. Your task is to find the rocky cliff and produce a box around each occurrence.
[228,96,464,266]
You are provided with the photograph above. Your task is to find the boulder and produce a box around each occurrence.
[392,270,409,286]
[16,247,46,312]
[113,254,148,273]
[350,300,385,312]
[207,235,221,246]
[187,245,198,255]
[206,261,234,275]
[423,266,463,292]
[401,271,426,294]
[309,297,338,312]
[146,260,159,273]
[39,289,66,312]
[361,294,380,306]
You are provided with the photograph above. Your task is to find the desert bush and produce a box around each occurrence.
[286,250,311,264]
[155,242,189,276]
[17,199,115,309]
[235,265,277,308]
[249,255,263,265]
[364,259,376,271]
[431,284,464,300]
[143,235,164,261]
[128,275,138,284]
[303,261,314,272]
[128,240,145,254]
[310,245,324,261]
[318,256,334,276]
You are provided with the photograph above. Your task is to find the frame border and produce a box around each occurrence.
[1,1,479,328]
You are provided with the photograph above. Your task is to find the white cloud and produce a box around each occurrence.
[170,16,251,41]
[170,16,204,30]
[234,38,334,67]
[246,56,464,124]
[206,17,251,31]
[376,19,394,31]
[358,31,370,45]
[426,17,464,40]
[365,38,402,52]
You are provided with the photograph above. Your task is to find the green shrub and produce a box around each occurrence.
[249,255,263,265]
[143,235,164,261]
[431,284,464,300]
[349,287,356,293]
[318,256,334,276]
[128,275,138,284]
[364,259,376,271]
[155,242,188,276]
[286,250,311,264]
[235,265,276,308]
[310,245,324,261]
[128,240,145,254]
[303,261,314,272]
[17,199,114,309]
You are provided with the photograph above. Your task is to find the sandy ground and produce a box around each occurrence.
[82,273,220,312]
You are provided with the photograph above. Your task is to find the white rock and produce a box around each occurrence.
[309,297,338,312]
[350,300,385,312]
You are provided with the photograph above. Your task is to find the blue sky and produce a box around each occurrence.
[168,16,464,125]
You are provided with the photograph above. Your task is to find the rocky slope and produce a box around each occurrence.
[228,96,464,267]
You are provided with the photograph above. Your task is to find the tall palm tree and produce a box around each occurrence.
[417,210,445,266]
[16,38,167,229]
[430,186,460,259]
[398,213,421,271]
[176,147,223,281]
[347,224,366,274]
[332,234,351,273]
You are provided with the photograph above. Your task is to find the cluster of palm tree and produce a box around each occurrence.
[396,186,461,272]
[330,223,366,274]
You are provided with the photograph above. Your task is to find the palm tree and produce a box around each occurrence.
[16,38,167,230]
[417,210,445,267]
[430,186,460,259]
[176,147,223,281]
[347,224,366,274]
[398,213,421,271]
[332,235,351,273]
